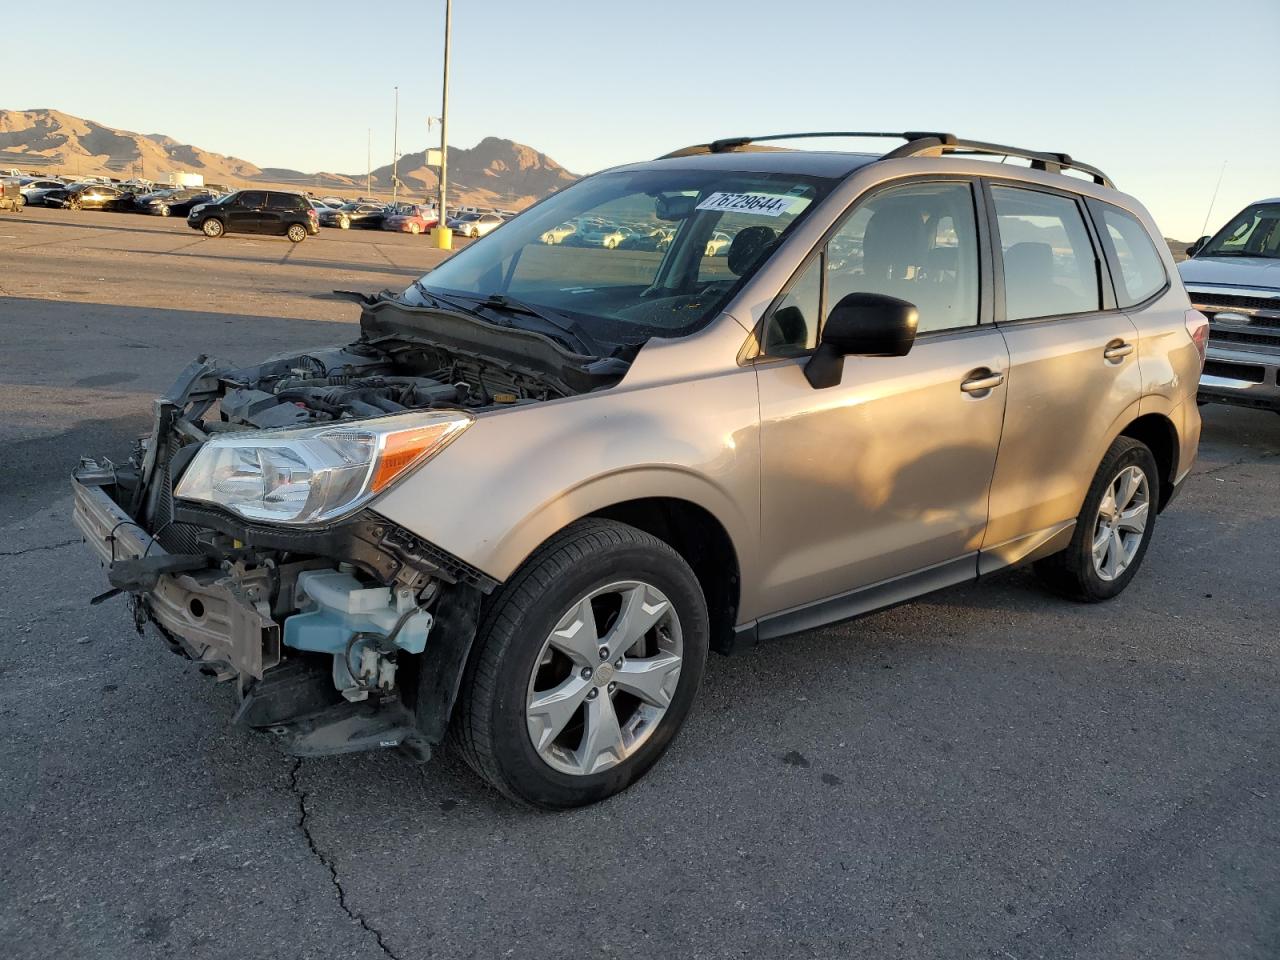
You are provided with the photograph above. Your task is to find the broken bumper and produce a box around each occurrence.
[72,466,281,683]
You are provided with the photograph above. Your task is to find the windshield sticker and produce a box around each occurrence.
[694,192,797,217]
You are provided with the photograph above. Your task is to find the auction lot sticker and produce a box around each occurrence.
[695,192,796,217]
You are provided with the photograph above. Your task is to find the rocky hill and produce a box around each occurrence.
[0,108,576,205]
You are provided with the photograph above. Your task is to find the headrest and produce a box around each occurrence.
[728,225,779,276]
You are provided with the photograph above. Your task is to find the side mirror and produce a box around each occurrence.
[803,292,918,389]
[1186,236,1210,257]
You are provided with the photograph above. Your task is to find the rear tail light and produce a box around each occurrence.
[1185,309,1210,369]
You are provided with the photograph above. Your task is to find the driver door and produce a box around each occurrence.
[752,179,1008,631]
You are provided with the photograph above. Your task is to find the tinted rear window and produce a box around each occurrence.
[1096,204,1167,307]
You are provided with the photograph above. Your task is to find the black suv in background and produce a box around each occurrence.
[187,190,319,243]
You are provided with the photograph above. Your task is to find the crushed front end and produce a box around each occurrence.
[71,340,512,760]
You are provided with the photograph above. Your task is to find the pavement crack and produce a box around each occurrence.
[0,537,80,557]
[290,759,403,960]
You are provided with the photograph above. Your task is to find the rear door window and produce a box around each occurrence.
[267,193,298,212]
[991,186,1100,321]
[1093,203,1168,307]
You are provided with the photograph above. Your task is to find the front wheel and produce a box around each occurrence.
[158,204,170,217]
[1034,436,1159,602]
[338,216,350,230]
[68,198,81,211]
[201,218,224,238]
[286,223,307,243]
[453,518,709,808]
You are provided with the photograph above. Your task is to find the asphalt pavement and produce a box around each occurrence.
[0,208,1276,960]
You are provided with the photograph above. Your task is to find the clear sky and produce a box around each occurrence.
[4,0,1277,238]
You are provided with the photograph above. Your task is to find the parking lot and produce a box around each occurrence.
[1,207,1277,959]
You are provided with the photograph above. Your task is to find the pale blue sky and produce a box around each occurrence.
[4,0,1277,237]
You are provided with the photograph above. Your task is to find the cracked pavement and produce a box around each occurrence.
[1,210,1278,959]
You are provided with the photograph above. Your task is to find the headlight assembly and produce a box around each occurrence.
[174,410,472,525]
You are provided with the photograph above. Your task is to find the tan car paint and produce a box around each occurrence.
[373,157,1201,632]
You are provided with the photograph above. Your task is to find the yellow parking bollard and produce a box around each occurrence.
[432,225,452,250]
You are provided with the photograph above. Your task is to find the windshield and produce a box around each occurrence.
[1201,202,1280,259]
[405,167,832,343]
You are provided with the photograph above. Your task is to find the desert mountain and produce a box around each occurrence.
[0,108,576,206]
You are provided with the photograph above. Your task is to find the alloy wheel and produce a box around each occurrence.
[1091,465,1149,581]
[525,580,683,776]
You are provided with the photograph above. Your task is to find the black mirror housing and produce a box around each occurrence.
[1186,235,1210,257]
[804,292,919,389]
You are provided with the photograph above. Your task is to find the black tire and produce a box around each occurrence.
[286,223,307,243]
[453,518,709,809]
[201,218,224,238]
[1034,436,1160,602]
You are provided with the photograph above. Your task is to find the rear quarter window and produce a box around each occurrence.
[1095,203,1167,307]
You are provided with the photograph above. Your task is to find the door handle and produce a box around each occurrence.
[1103,340,1134,362]
[960,370,1005,394]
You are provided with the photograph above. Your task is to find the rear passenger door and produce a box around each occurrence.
[980,182,1142,566]
[261,193,293,235]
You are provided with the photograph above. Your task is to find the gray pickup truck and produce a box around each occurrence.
[1178,198,1280,413]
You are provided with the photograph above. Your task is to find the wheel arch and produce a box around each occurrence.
[1118,412,1178,511]
[586,497,742,655]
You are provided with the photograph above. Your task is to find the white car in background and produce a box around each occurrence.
[449,212,504,238]
[540,221,577,244]
[704,231,733,257]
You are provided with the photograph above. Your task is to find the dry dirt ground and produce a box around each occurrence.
[0,206,1277,960]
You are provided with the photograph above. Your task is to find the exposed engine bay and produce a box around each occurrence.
[71,295,633,761]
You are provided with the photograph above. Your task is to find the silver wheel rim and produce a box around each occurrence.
[1092,465,1149,581]
[289,225,305,241]
[526,580,683,777]
[204,220,221,237]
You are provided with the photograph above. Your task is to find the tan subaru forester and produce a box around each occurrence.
[73,132,1208,807]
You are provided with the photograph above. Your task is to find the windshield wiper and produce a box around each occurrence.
[1202,251,1272,258]
[410,280,489,317]
[462,292,606,356]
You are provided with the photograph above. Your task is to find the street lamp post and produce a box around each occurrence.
[433,0,452,249]
[392,85,400,206]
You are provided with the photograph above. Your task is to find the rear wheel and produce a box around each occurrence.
[410,222,420,235]
[454,519,709,808]
[338,215,350,230]
[286,223,307,243]
[68,198,81,211]
[158,204,170,217]
[1034,436,1159,602]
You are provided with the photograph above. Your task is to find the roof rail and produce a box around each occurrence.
[657,131,1113,188]
[658,131,954,160]
[883,136,1113,187]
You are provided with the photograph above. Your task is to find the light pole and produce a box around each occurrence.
[366,128,371,197]
[392,85,400,205]
[433,0,452,249]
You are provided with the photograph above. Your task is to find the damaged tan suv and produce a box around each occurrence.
[73,132,1207,808]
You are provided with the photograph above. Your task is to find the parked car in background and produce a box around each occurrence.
[381,204,438,235]
[618,225,674,251]
[51,183,128,211]
[21,182,73,207]
[447,211,505,238]
[321,196,346,207]
[1178,197,1280,413]
[319,201,387,230]
[15,178,62,201]
[704,231,733,256]
[135,187,218,217]
[187,189,318,242]
[571,220,632,248]
[539,221,577,244]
